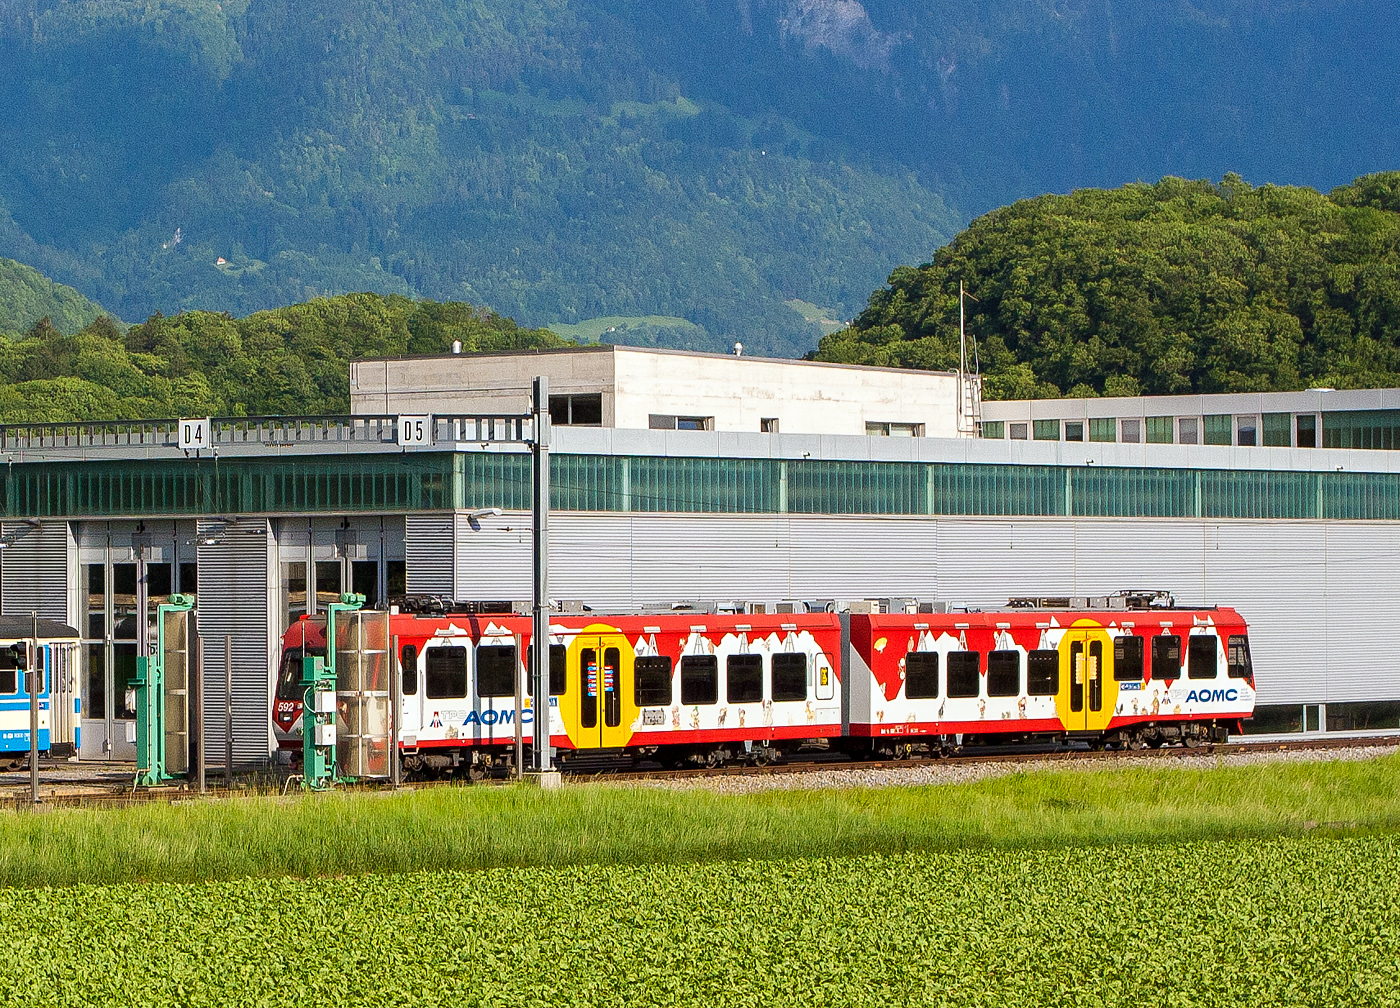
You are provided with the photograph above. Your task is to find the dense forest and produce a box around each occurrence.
[0,294,564,421]
[816,173,1400,399]
[2,0,1397,357]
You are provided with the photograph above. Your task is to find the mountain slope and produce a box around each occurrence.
[815,173,1400,398]
[0,0,958,357]
[0,256,109,334]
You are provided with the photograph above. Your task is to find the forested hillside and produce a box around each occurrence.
[0,294,563,421]
[0,0,958,357]
[2,1,1396,358]
[0,257,108,334]
[816,173,1400,399]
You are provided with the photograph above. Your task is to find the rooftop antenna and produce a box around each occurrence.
[958,281,983,436]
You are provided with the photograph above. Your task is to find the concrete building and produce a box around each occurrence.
[350,345,974,438]
[9,367,1400,763]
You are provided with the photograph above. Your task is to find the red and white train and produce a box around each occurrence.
[274,594,1255,777]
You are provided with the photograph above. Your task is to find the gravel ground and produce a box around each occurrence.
[627,744,1400,796]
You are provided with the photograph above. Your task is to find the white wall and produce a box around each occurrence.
[452,511,1400,707]
[612,347,964,437]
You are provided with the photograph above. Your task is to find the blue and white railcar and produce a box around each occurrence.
[0,617,82,768]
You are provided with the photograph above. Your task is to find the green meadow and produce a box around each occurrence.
[2,754,1396,888]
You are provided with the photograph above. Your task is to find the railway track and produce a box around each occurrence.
[2,734,1396,810]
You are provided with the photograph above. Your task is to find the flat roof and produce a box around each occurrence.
[353,343,960,379]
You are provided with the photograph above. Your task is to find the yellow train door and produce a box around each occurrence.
[572,634,633,750]
[1058,625,1114,734]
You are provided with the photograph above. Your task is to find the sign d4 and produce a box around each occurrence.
[179,417,211,451]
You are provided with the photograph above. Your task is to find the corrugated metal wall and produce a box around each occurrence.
[0,521,72,621]
[448,511,1398,707]
[196,518,275,762]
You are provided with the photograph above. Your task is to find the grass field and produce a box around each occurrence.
[1,836,1396,1007]
[1,754,1397,888]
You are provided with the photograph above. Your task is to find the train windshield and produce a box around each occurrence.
[1226,635,1254,683]
[276,646,325,701]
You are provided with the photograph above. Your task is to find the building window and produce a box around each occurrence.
[1263,413,1291,447]
[1033,420,1060,441]
[1296,414,1317,448]
[760,418,779,434]
[1204,414,1233,445]
[1088,418,1116,443]
[1178,417,1199,445]
[634,656,673,706]
[867,422,924,437]
[904,652,939,699]
[946,651,980,697]
[1237,415,1258,446]
[1064,421,1084,443]
[548,394,603,426]
[1009,423,1029,440]
[980,421,1005,439]
[1145,416,1173,444]
[1120,419,1141,443]
[986,651,1020,696]
[650,414,713,431]
[1322,409,1400,449]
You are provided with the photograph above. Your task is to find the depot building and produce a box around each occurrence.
[3,346,1399,762]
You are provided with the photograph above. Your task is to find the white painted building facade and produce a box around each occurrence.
[350,345,973,439]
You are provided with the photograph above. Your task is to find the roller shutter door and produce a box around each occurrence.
[196,518,275,762]
[1,521,73,621]
[405,514,455,596]
[1321,523,1400,704]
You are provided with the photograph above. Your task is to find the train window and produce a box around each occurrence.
[771,653,808,702]
[603,648,621,728]
[946,651,980,698]
[580,648,599,728]
[400,645,418,696]
[680,655,718,705]
[1227,635,1254,680]
[727,654,763,704]
[986,651,1020,697]
[635,656,674,706]
[0,651,16,694]
[425,646,468,699]
[1027,650,1058,695]
[904,652,939,699]
[476,644,517,698]
[1187,636,1218,679]
[1113,635,1144,681]
[526,644,568,696]
[1151,635,1181,679]
[276,647,324,702]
